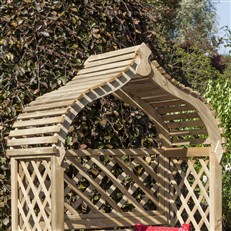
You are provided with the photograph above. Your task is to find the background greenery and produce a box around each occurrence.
[0,0,230,230]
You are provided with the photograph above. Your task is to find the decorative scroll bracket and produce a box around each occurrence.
[135,43,152,76]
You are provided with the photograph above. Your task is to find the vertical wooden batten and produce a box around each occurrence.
[210,153,222,231]
[11,158,18,230]
[51,156,64,231]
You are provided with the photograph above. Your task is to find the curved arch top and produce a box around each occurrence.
[7,43,225,162]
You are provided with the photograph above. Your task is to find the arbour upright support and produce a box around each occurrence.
[210,153,222,231]
[7,43,225,230]
[11,158,19,231]
[51,156,64,231]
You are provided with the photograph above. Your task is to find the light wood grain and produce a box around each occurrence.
[64,211,166,229]
[8,136,58,146]
[79,60,133,75]
[18,108,68,119]
[6,147,57,157]
[85,45,139,63]
[13,116,64,128]
[51,156,64,230]
[84,53,135,68]
[9,125,61,137]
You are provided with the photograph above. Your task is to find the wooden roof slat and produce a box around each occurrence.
[140,93,171,100]
[18,108,68,120]
[6,147,57,157]
[9,125,61,137]
[30,94,82,106]
[171,138,209,146]
[166,120,205,129]
[24,100,74,112]
[85,45,140,63]
[48,79,113,93]
[8,136,58,146]
[34,89,83,103]
[138,88,168,97]
[157,105,195,114]
[72,66,127,80]
[162,112,200,121]
[84,53,135,68]
[122,82,157,92]
[150,100,187,108]
[78,60,133,75]
[13,116,64,128]
[36,89,88,100]
[67,73,120,84]
[170,128,208,136]
[144,95,177,103]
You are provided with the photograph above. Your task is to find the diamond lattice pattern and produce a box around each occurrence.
[169,158,210,230]
[17,159,51,230]
[63,152,163,217]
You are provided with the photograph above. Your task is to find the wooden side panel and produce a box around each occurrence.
[15,158,52,230]
[169,156,210,230]
[63,149,168,230]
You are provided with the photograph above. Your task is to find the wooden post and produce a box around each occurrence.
[210,153,222,231]
[51,156,64,231]
[11,158,18,230]
[158,155,170,225]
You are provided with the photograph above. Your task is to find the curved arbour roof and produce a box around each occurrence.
[7,43,225,162]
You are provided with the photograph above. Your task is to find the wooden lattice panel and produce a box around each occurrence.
[16,159,51,230]
[62,149,168,229]
[169,157,210,231]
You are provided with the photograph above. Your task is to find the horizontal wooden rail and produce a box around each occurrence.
[66,147,211,158]
[63,211,166,229]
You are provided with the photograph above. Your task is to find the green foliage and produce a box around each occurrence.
[205,73,231,230]
[66,95,158,150]
[175,0,216,47]
[173,46,221,92]
[142,0,180,38]
[0,1,160,229]
[0,0,157,139]
[148,36,222,93]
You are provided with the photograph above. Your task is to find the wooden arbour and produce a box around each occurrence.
[7,43,225,231]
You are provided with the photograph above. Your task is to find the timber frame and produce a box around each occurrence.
[7,43,225,231]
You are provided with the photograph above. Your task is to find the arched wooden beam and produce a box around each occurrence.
[7,43,225,163]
